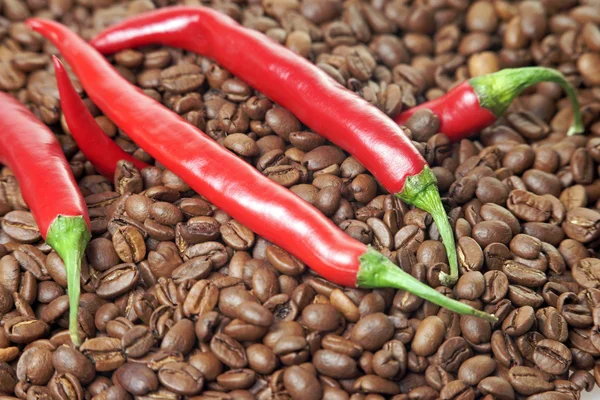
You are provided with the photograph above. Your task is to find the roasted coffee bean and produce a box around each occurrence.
[502,306,535,336]
[508,366,554,395]
[313,349,358,379]
[52,345,95,385]
[157,362,203,395]
[1,211,41,243]
[283,365,322,400]
[17,346,53,385]
[411,316,445,357]
[79,337,124,372]
[161,318,195,355]
[114,363,158,395]
[533,339,572,375]
[563,207,600,243]
[210,333,247,369]
[351,313,394,351]
[122,325,155,358]
[96,263,140,299]
[112,226,146,263]
[435,337,472,373]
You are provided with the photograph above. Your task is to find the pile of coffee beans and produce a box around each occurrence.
[1,0,600,399]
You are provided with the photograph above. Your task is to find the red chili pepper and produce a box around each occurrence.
[53,56,150,179]
[88,6,461,286]
[0,92,91,346]
[28,18,497,323]
[393,69,583,141]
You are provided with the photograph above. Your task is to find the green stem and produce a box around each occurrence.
[469,67,584,136]
[357,247,497,322]
[397,167,458,286]
[45,215,91,346]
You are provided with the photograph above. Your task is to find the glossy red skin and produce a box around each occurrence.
[53,57,150,179]
[394,82,498,142]
[0,92,90,238]
[28,18,368,287]
[89,6,425,195]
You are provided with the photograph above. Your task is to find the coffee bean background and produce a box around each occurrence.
[1,0,600,399]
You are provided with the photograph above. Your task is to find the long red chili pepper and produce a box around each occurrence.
[0,92,91,346]
[53,57,150,179]
[27,18,496,323]
[88,6,460,286]
[393,69,584,141]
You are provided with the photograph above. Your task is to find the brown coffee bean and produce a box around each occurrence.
[161,318,195,355]
[533,339,572,375]
[313,349,358,379]
[411,316,445,357]
[572,258,600,288]
[115,363,158,395]
[17,346,53,385]
[80,337,124,372]
[351,313,394,351]
[112,226,146,263]
[52,345,95,385]
[121,326,155,358]
[472,221,513,248]
[96,263,139,299]
[301,303,342,332]
[157,362,203,395]
[1,211,41,243]
[508,366,554,395]
[563,207,600,243]
[283,365,322,400]
[161,64,204,94]
[210,333,247,369]
[502,306,535,336]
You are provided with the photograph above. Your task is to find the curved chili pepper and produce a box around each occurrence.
[28,18,497,323]
[393,68,583,141]
[53,57,150,179]
[0,92,91,346]
[89,6,461,286]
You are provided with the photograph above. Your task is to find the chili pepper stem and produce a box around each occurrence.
[469,67,584,136]
[45,215,91,346]
[396,167,458,287]
[357,247,497,322]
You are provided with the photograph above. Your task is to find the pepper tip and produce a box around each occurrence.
[397,167,458,287]
[439,271,458,287]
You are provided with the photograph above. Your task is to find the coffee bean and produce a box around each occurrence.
[122,325,155,358]
[52,345,95,385]
[80,337,124,372]
[157,362,203,395]
[572,258,600,288]
[161,318,195,355]
[283,365,322,400]
[4,316,48,343]
[435,337,472,372]
[1,211,41,243]
[302,303,342,332]
[96,263,140,299]
[508,366,554,395]
[503,260,547,287]
[313,349,358,379]
[412,316,445,357]
[351,313,394,351]
[210,333,247,369]
[472,220,513,248]
[533,339,572,375]
[112,226,146,263]
[507,190,552,222]
[16,346,53,385]
[114,363,158,395]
